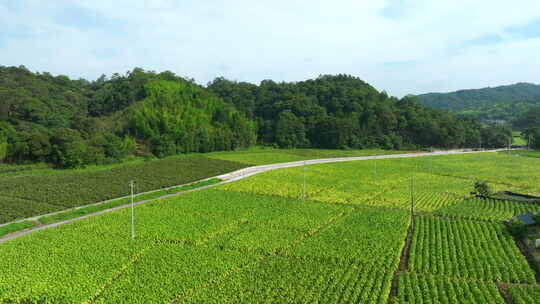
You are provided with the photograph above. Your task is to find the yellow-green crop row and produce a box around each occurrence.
[393,272,505,304]
[409,216,536,283]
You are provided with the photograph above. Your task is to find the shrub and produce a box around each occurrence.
[533,213,540,226]
[507,220,528,240]
[472,181,491,197]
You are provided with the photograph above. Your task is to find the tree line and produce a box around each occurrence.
[0,66,515,168]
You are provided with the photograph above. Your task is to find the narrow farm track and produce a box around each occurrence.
[388,216,415,302]
[0,149,503,244]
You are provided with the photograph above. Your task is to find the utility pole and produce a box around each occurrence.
[429,147,433,175]
[479,136,482,151]
[373,160,377,181]
[303,160,307,201]
[129,180,136,240]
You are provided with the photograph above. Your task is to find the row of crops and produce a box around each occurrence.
[409,216,536,283]
[392,272,540,304]
[0,157,247,224]
[436,197,540,221]
[185,256,394,304]
[508,284,540,304]
[393,273,506,303]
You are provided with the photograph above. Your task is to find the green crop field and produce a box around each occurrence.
[0,148,404,225]
[503,149,540,159]
[0,151,539,303]
[0,157,246,224]
[395,273,505,303]
[409,216,535,283]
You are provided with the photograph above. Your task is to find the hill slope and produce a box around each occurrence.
[0,66,512,168]
[416,83,540,120]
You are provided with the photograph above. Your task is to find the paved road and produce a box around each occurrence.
[217,149,499,182]
[0,148,501,243]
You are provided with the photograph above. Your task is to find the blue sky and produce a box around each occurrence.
[1,0,539,97]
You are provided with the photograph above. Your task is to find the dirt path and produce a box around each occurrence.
[496,283,514,304]
[0,149,502,244]
[388,216,415,302]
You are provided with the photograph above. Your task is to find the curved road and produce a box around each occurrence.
[0,148,500,243]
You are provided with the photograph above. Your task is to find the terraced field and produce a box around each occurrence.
[0,152,539,303]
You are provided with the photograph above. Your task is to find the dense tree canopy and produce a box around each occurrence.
[131,79,255,156]
[0,66,255,168]
[513,106,540,130]
[209,75,497,150]
[0,66,515,168]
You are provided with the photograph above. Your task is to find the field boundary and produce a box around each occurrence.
[87,243,155,304]
[388,215,415,302]
[0,149,504,243]
[496,283,513,304]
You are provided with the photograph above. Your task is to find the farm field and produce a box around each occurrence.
[0,152,539,303]
[0,157,246,224]
[0,148,404,225]
[503,149,540,159]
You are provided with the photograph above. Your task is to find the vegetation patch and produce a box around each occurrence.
[0,221,35,238]
[409,216,536,283]
[0,157,246,224]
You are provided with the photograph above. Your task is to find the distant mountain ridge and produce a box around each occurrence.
[415,83,540,121]
[416,83,540,110]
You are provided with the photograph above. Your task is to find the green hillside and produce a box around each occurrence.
[0,66,513,169]
[416,82,540,121]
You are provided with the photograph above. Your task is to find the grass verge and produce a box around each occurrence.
[0,221,36,238]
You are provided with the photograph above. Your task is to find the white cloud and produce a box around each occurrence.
[0,0,539,96]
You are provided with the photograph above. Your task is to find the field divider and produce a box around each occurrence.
[496,283,514,304]
[279,209,353,254]
[416,212,500,223]
[86,243,156,304]
[154,218,251,248]
[388,214,415,303]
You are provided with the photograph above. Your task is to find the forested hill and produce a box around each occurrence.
[208,76,493,150]
[415,83,540,121]
[0,66,510,168]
